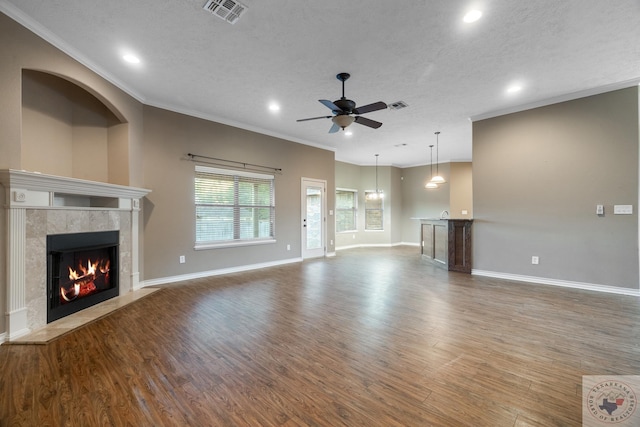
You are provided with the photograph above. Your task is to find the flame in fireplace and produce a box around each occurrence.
[61,283,81,302]
[60,258,111,304]
[69,258,97,280]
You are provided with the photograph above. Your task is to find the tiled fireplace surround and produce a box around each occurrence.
[1,170,150,340]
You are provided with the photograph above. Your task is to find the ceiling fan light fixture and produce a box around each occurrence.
[332,115,355,130]
[297,73,386,133]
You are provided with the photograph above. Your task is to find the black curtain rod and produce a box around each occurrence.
[186,153,282,174]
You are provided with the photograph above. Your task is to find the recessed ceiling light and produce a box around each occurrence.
[463,10,482,23]
[122,54,140,64]
[507,84,522,94]
[344,130,353,136]
[268,103,280,112]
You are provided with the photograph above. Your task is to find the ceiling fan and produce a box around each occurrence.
[297,73,388,133]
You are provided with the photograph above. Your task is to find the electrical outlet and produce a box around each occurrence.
[614,205,633,215]
[531,256,539,265]
[179,255,186,264]
[596,204,604,215]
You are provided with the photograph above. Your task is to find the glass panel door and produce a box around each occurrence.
[301,179,326,259]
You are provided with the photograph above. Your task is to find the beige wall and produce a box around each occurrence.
[336,162,473,248]
[473,87,639,289]
[335,161,471,247]
[335,161,399,247]
[335,161,361,247]
[3,9,638,338]
[0,12,145,336]
[22,70,117,182]
[141,106,335,281]
[0,12,144,186]
[399,163,452,245]
[0,11,338,333]
[390,166,403,243]
[449,162,473,219]
[21,71,74,175]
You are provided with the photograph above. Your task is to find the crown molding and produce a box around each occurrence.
[470,79,640,122]
[0,0,146,103]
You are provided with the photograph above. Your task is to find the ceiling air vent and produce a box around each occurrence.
[203,0,248,24]
[388,100,409,110]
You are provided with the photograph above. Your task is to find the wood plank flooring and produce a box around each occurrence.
[2,246,640,426]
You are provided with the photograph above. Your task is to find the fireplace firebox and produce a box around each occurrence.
[47,231,119,323]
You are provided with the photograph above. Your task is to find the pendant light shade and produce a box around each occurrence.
[425,144,438,189]
[430,131,446,184]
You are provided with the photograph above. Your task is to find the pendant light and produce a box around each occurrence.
[425,144,438,189]
[430,131,446,184]
[367,154,384,200]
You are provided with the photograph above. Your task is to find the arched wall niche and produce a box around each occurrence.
[21,69,130,184]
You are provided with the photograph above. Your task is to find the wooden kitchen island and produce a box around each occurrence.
[420,219,473,273]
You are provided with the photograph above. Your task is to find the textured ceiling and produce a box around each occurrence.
[2,0,640,167]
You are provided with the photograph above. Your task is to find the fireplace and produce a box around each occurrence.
[47,231,119,323]
[1,169,150,340]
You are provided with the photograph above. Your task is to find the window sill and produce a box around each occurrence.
[195,239,276,250]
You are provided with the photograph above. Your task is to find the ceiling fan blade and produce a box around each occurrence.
[354,116,383,129]
[328,122,340,133]
[319,99,342,112]
[353,101,387,115]
[297,115,332,122]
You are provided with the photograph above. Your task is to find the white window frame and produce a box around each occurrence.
[364,191,384,231]
[335,188,358,233]
[194,165,276,249]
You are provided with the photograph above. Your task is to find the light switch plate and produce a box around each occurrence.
[614,205,633,215]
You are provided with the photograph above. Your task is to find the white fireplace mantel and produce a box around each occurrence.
[0,169,151,341]
[0,169,150,209]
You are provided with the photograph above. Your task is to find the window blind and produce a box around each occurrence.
[195,165,275,245]
[336,189,357,232]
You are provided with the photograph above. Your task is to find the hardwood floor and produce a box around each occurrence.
[2,246,640,426]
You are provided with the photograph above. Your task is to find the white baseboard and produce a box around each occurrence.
[0,332,5,344]
[336,242,410,251]
[472,269,640,297]
[141,257,303,287]
[336,244,361,251]
[400,242,421,247]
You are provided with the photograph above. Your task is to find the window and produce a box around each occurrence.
[364,191,383,231]
[336,189,357,232]
[195,165,275,248]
